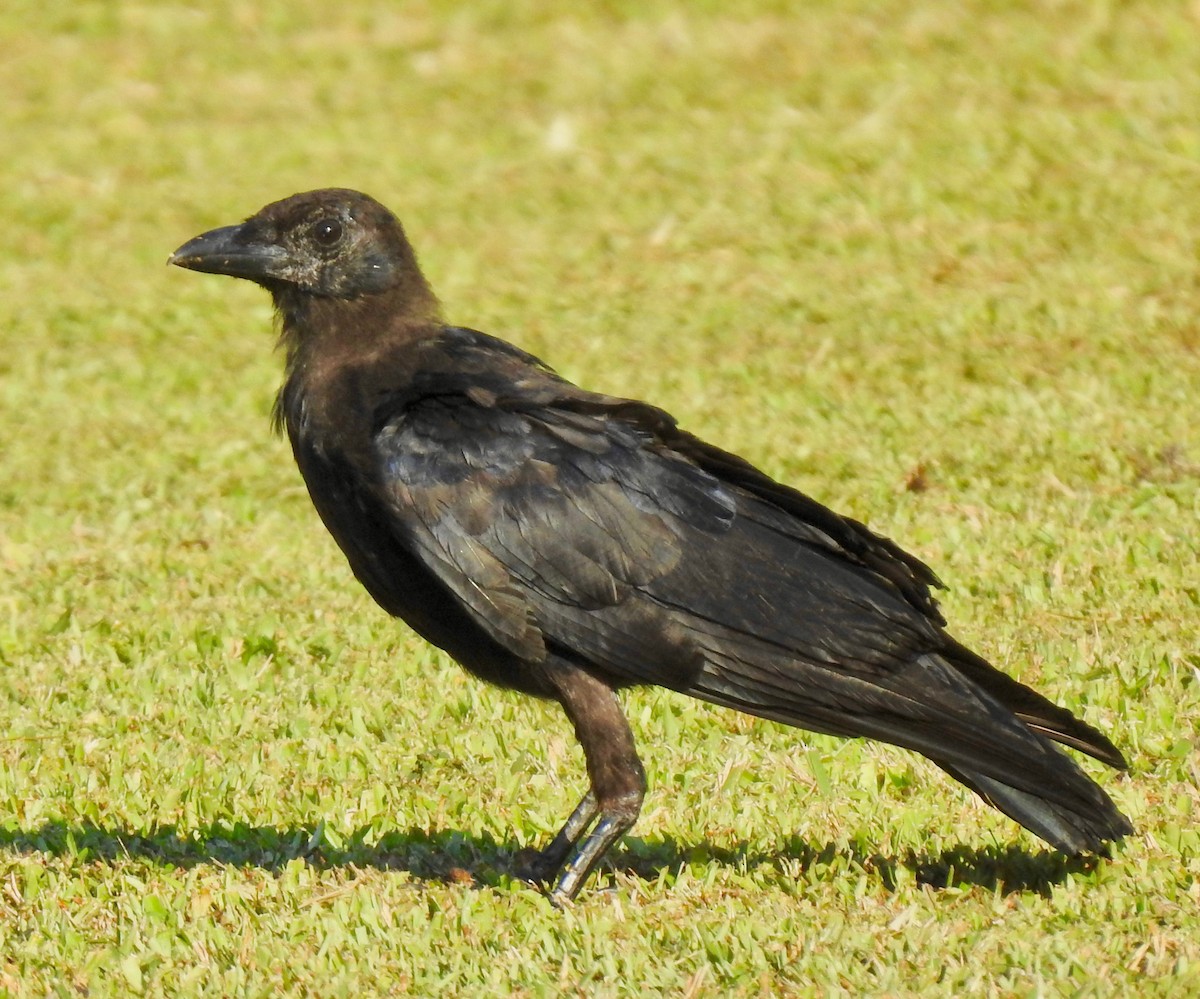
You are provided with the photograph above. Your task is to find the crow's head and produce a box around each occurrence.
[170,189,430,302]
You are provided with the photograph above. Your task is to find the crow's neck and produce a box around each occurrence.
[274,282,440,366]
[269,284,441,437]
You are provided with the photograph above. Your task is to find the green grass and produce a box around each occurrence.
[1,0,1198,994]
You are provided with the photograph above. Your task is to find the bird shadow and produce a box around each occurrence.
[615,834,1104,897]
[0,819,1100,898]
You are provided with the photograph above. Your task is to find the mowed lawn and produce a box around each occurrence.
[1,1,1197,994]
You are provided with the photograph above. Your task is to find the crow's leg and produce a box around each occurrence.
[539,664,646,904]
[527,791,597,885]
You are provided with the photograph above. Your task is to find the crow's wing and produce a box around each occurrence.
[370,390,735,680]
[368,377,955,684]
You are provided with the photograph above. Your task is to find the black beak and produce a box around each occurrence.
[169,223,289,283]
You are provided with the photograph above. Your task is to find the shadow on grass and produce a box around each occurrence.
[618,835,1104,897]
[0,820,520,887]
[0,819,1102,897]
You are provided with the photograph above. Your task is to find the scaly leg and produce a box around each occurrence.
[539,664,646,904]
[528,791,597,885]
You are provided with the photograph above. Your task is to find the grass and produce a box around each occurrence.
[1,0,1198,994]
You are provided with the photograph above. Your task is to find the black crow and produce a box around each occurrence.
[170,189,1132,903]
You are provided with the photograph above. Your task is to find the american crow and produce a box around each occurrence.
[170,189,1132,903]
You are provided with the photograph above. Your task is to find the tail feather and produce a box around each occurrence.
[943,638,1128,770]
[940,761,1133,854]
[686,638,1133,855]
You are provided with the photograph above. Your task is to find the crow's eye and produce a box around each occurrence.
[312,218,343,246]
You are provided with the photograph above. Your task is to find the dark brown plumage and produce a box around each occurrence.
[170,189,1132,903]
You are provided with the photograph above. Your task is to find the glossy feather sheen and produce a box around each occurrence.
[172,189,1132,901]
